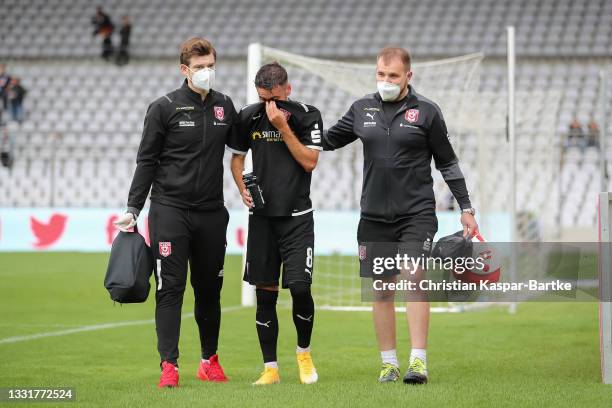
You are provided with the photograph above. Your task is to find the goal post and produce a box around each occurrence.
[599,193,612,384]
[239,43,262,307]
[507,26,518,314]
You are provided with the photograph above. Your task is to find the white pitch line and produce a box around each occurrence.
[0,305,245,345]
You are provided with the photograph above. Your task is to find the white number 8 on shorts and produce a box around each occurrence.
[306,247,313,269]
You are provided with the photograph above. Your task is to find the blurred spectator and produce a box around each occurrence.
[0,63,11,111]
[567,116,585,148]
[116,16,132,66]
[91,6,115,61]
[587,116,600,148]
[0,116,13,170]
[7,77,27,124]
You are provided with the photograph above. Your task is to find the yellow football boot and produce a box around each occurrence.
[297,352,318,384]
[252,367,280,385]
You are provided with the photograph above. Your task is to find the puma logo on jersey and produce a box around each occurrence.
[252,113,262,120]
[256,320,272,328]
[365,112,376,120]
[296,314,313,322]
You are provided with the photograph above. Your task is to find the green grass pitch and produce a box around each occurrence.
[1,252,612,407]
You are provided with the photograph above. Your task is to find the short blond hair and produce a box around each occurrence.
[377,47,411,71]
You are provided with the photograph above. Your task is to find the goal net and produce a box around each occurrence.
[245,44,561,310]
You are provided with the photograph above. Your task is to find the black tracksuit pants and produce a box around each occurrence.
[148,201,229,365]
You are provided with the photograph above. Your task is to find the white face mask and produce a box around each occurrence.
[377,81,401,101]
[190,67,215,92]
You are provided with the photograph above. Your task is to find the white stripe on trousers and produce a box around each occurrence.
[156,259,163,290]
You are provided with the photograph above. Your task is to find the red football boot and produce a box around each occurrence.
[197,354,229,382]
[158,361,179,388]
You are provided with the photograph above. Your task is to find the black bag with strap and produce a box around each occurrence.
[430,230,472,261]
[104,225,153,303]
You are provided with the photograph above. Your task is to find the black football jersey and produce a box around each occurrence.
[227,100,323,217]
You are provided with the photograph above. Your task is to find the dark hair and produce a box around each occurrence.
[377,47,411,71]
[179,37,217,66]
[254,62,288,90]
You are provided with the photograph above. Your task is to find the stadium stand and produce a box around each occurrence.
[0,0,610,233]
[1,0,611,58]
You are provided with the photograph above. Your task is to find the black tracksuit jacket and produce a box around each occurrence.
[323,86,471,223]
[127,80,238,215]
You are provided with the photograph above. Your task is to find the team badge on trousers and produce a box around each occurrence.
[159,242,172,257]
[214,106,225,121]
[358,244,367,261]
[405,109,419,123]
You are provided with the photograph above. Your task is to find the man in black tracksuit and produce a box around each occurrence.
[324,88,470,223]
[323,47,479,385]
[114,38,234,387]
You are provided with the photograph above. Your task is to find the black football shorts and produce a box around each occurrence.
[357,210,438,278]
[243,213,314,288]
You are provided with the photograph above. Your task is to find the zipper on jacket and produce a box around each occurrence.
[193,97,207,203]
[385,127,391,221]
[377,96,413,222]
[377,97,393,222]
